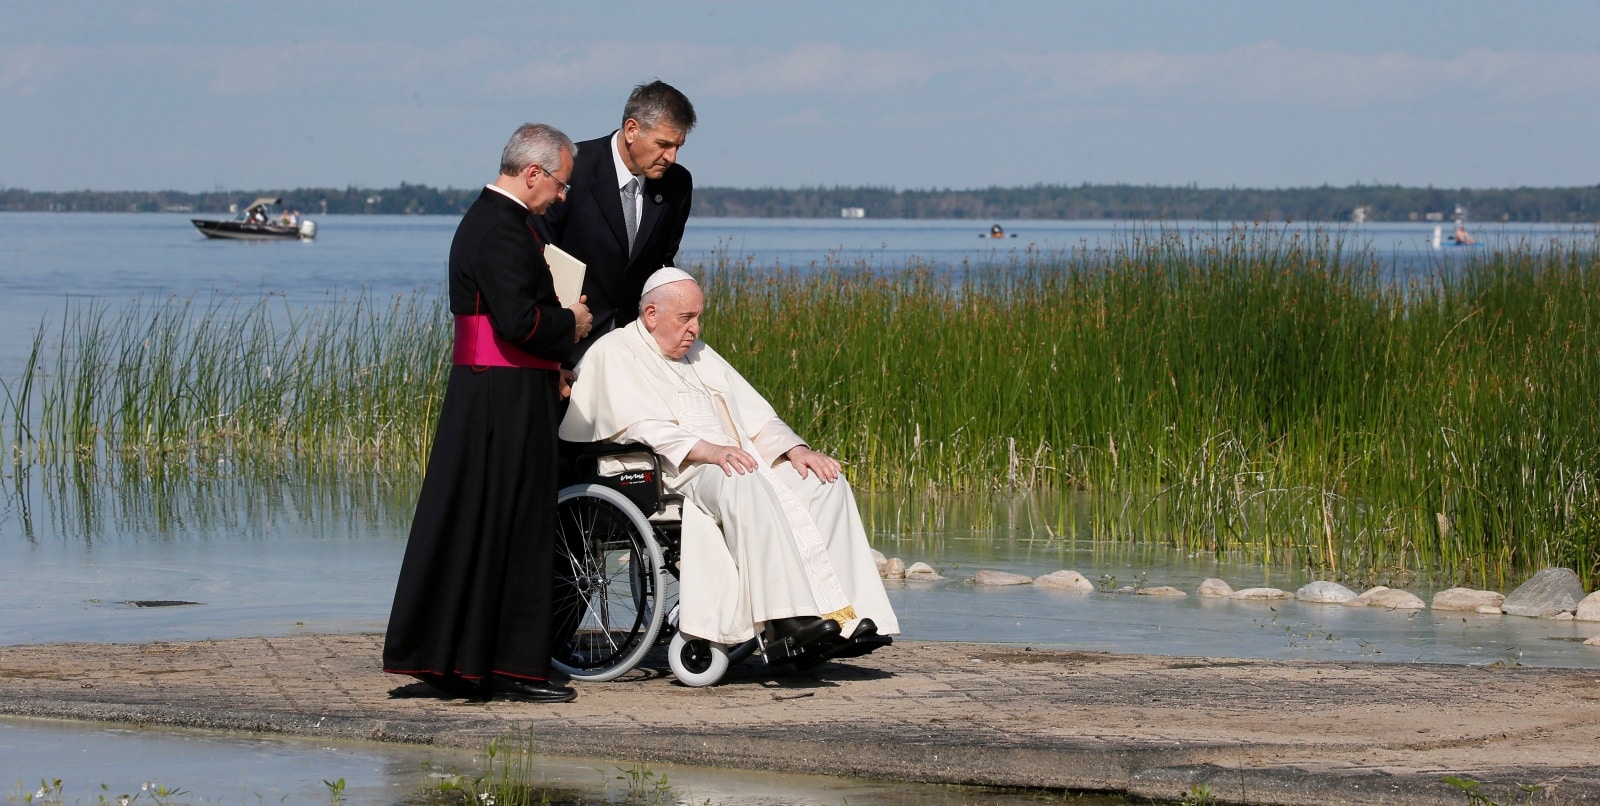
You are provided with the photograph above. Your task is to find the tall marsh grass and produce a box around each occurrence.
[4,292,449,474]
[3,225,1596,585]
[703,225,1600,586]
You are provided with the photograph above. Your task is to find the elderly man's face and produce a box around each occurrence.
[620,119,686,180]
[643,282,703,359]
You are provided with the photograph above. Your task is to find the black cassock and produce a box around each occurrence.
[383,188,576,683]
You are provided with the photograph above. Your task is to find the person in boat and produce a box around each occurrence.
[1453,225,1475,246]
[990,223,1005,238]
[559,268,897,661]
[383,123,593,704]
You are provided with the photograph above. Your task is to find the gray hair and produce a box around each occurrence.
[622,80,697,134]
[499,123,577,177]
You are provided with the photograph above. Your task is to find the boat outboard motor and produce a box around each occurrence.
[298,219,318,240]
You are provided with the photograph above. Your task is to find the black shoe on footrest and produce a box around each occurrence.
[823,619,893,660]
[765,617,841,661]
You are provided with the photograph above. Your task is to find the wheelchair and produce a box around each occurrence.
[549,442,854,687]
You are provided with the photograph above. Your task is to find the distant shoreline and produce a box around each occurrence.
[5,183,1600,223]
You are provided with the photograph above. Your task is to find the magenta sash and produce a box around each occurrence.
[452,314,559,371]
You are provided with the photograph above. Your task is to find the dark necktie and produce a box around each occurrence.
[621,177,639,257]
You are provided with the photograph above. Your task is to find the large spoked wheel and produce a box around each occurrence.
[550,484,666,682]
[668,632,730,687]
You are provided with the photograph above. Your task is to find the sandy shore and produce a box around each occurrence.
[2,634,1598,804]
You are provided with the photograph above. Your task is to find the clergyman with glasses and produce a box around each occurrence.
[383,123,593,704]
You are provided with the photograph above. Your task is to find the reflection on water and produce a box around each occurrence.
[3,469,1598,668]
[21,460,416,544]
[0,717,1122,805]
[0,466,415,645]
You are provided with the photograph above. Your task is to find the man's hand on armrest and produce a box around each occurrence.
[784,445,841,483]
[686,440,758,477]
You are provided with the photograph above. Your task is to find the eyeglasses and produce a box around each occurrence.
[539,166,571,197]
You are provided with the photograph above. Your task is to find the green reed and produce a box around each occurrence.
[5,226,1597,586]
[11,292,450,475]
[702,225,1600,586]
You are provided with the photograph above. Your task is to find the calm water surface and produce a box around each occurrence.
[2,213,1598,800]
[2,716,1106,806]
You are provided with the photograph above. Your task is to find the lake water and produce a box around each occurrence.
[2,212,1598,802]
[3,212,1596,377]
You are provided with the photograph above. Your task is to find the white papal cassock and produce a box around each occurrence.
[559,319,899,645]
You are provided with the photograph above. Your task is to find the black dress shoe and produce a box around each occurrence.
[823,619,893,660]
[493,677,577,704]
[414,672,488,700]
[773,617,841,647]
[826,634,893,660]
[764,617,843,662]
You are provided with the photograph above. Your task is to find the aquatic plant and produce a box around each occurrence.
[420,733,637,805]
[701,224,1600,586]
[4,225,1598,587]
[1442,775,1544,805]
[9,291,447,474]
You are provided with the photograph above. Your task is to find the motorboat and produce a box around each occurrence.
[191,197,316,241]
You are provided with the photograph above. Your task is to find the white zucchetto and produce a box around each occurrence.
[641,267,696,295]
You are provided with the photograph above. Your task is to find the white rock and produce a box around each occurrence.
[1196,578,1234,597]
[1476,605,1503,615]
[1432,588,1506,612]
[1586,635,1600,647]
[1296,581,1357,603]
[1232,587,1293,600]
[1576,591,1600,622]
[1343,586,1391,607]
[1554,612,1575,621]
[1348,587,1426,610]
[1034,570,1095,592]
[904,561,944,580]
[1502,568,1585,618]
[974,569,1032,586]
[884,558,906,579]
[870,549,888,574]
[1137,585,1187,597]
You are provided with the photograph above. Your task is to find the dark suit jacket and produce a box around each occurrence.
[450,188,575,361]
[536,132,693,361]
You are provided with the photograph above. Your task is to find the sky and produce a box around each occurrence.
[3,1,1598,193]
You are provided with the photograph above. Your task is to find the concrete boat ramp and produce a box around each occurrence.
[2,634,1598,804]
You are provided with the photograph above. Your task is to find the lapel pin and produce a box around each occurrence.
[653,194,663,204]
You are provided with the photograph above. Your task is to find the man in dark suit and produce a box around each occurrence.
[538,80,696,361]
[383,123,592,704]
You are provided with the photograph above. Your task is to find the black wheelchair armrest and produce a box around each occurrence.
[559,440,678,518]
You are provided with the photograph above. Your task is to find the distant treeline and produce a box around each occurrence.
[5,182,1600,223]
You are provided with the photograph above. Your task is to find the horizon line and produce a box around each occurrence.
[6,181,1600,195]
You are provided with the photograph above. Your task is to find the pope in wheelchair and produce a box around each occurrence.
[554,268,898,686]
